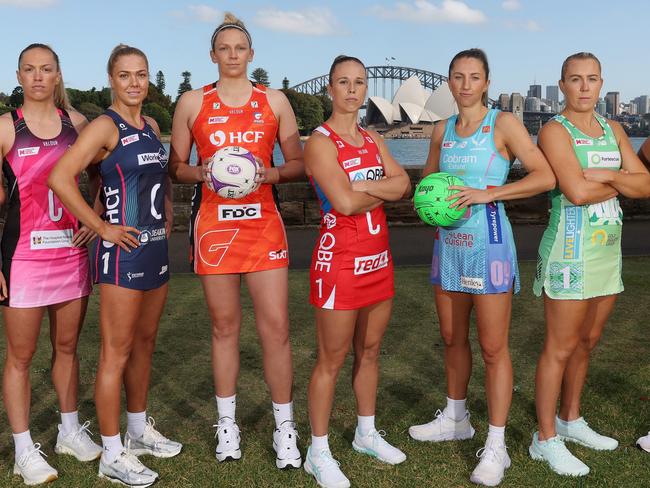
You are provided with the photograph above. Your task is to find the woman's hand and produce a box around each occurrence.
[447,186,494,209]
[351,180,369,192]
[202,161,214,190]
[72,225,97,247]
[254,157,279,185]
[583,168,616,184]
[0,270,7,302]
[99,223,140,252]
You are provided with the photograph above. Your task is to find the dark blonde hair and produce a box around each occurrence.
[561,52,601,81]
[18,43,70,110]
[106,44,149,76]
[210,12,252,50]
[448,48,490,106]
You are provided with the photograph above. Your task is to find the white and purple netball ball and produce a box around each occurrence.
[208,146,260,199]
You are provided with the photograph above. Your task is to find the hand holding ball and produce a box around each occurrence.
[414,172,466,227]
[206,146,261,199]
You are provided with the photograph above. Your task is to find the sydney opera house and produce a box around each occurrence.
[366,76,458,126]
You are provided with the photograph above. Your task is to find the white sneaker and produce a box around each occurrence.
[13,443,58,486]
[213,417,241,462]
[98,448,158,487]
[469,441,511,486]
[637,432,650,452]
[126,416,182,458]
[54,420,102,462]
[273,420,301,469]
[352,428,406,465]
[304,446,350,488]
[409,409,475,442]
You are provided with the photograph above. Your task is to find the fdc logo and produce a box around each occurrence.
[218,204,262,221]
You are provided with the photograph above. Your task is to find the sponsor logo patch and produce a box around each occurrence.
[481,125,491,133]
[209,130,264,147]
[121,134,139,146]
[30,229,73,250]
[213,102,221,110]
[218,203,262,221]
[461,276,484,290]
[343,157,361,169]
[587,151,621,169]
[323,213,337,229]
[348,165,384,182]
[268,249,288,260]
[442,141,456,149]
[575,138,593,146]
[563,205,582,260]
[354,250,389,275]
[208,116,229,124]
[127,272,145,281]
[486,202,502,244]
[18,147,40,157]
[137,149,168,167]
[159,265,168,275]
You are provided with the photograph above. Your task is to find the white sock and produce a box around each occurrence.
[272,401,293,428]
[126,410,147,438]
[60,411,80,436]
[101,433,123,464]
[13,430,34,462]
[444,397,467,421]
[357,415,376,436]
[557,415,580,426]
[311,434,329,451]
[216,394,236,421]
[487,424,506,445]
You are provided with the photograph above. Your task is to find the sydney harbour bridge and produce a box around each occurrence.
[290,65,450,101]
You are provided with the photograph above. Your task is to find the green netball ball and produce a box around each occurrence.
[413,172,466,227]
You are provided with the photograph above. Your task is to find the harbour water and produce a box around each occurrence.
[164,137,646,167]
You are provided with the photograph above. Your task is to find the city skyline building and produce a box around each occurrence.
[605,91,620,116]
[528,84,542,99]
[498,93,510,111]
[511,92,524,122]
[546,85,559,104]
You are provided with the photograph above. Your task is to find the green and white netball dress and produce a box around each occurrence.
[534,114,623,299]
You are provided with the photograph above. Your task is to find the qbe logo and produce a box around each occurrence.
[348,165,384,182]
[218,204,262,221]
[354,250,389,275]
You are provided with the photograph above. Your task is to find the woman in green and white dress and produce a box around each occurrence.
[529,52,650,477]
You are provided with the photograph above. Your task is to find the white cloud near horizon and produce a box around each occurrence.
[369,0,487,24]
[254,8,339,36]
[501,0,521,11]
[169,4,221,24]
[504,19,542,31]
[0,0,56,7]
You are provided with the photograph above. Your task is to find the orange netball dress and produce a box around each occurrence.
[190,83,288,274]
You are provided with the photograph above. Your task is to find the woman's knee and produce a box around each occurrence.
[6,345,37,372]
[440,326,468,349]
[577,331,602,353]
[210,312,241,341]
[479,340,509,366]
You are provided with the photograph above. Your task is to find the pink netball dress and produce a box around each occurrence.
[1,108,91,308]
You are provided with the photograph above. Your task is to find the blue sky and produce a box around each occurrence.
[0,0,646,103]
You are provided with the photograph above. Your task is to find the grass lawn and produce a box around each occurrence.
[1,260,649,487]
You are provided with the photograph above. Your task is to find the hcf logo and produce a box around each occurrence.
[210,130,265,147]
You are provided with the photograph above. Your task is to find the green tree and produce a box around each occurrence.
[177,71,192,100]
[282,89,324,134]
[315,93,332,120]
[77,102,103,121]
[143,103,172,133]
[155,70,166,93]
[9,86,23,107]
[146,83,172,109]
[282,77,290,90]
[251,68,270,87]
